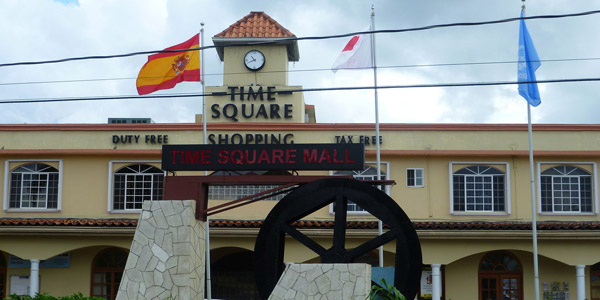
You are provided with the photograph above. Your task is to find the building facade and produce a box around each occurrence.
[1,11,600,300]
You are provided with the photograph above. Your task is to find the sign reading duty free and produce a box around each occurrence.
[162,143,365,171]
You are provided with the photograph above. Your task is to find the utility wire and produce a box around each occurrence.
[1,56,600,87]
[1,77,598,104]
[0,10,599,68]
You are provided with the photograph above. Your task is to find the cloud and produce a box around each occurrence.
[1,0,600,125]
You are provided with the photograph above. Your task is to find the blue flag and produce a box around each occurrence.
[518,11,541,106]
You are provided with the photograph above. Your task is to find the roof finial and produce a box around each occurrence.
[521,0,526,11]
[371,4,375,17]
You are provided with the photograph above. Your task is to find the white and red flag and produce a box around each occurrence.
[331,27,373,72]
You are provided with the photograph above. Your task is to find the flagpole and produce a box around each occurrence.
[201,23,213,300]
[522,2,540,300]
[370,5,384,268]
[527,103,540,300]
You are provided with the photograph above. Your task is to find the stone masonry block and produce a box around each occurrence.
[151,243,169,262]
[115,200,205,300]
[166,214,183,227]
[153,211,169,229]
[172,201,184,214]
[268,264,370,300]
[161,201,175,216]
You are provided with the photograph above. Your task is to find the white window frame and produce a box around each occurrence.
[107,160,163,213]
[449,162,511,216]
[3,159,63,212]
[329,161,390,216]
[208,184,287,201]
[537,162,598,215]
[406,168,424,187]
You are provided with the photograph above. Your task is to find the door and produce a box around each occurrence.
[479,252,523,300]
[591,262,600,300]
[480,274,521,300]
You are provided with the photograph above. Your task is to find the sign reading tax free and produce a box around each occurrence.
[162,143,364,171]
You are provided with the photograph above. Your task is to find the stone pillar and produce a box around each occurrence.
[116,200,205,300]
[432,264,442,300]
[576,265,586,300]
[268,263,371,300]
[29,259,40,297]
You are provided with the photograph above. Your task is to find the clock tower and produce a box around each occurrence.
[206,12,312,124]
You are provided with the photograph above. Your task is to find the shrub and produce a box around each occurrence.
[369,278,407,300]
[4,293,104,300]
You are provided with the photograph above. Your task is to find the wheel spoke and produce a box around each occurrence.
[282,223,327,256]
[333,194,347,251]
[346,230,397,260]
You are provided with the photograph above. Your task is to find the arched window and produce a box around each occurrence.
[9,163,59,209]
[0,252,6,299]
[91,248,128,300]
[112,164,164,210]
[590,262,600,300]
[541,166,593,213]
[453,165,506,213]
[335,164,388,212]
[479,251,522,300]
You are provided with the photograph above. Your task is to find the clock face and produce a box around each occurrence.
[244,50,265,71]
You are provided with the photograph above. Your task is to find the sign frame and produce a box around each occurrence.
[162,143,365,171]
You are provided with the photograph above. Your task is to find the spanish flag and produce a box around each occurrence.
[136,34,200,95]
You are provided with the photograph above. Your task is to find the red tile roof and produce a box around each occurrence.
[215,11,295,38]
[0,218,137,227]
[2,218,600,231]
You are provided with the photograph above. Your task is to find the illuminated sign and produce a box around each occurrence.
[162,143,364,171]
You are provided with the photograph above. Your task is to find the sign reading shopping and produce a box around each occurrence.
[162,143,364,171]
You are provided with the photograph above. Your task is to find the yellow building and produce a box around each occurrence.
[1,11,600,300]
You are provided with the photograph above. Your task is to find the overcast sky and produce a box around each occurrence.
[1,0,599,125]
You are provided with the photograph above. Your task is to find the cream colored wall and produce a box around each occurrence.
[0,235,132,260]
[0,155,156,219]
[3,128,600,151]
[36,247,100,296]
[3,132,600,224]
[445,253,480,300]
[222,45,288,86]
[388,156,437,220]
[0,131,175,150]
[537,255,579,300]
[387,154,600,223]
[3,246,126,297]
[3,133,600,229]
[443,250,581,300]
[62,157,109,217]
[3,128,600,271]
[420,235,600,267]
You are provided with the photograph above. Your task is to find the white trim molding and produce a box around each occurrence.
[536,161,598,215]
[107,160,162,213]
[406,168,425,188]
[449,161,511,215]
[3,159,63,212]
